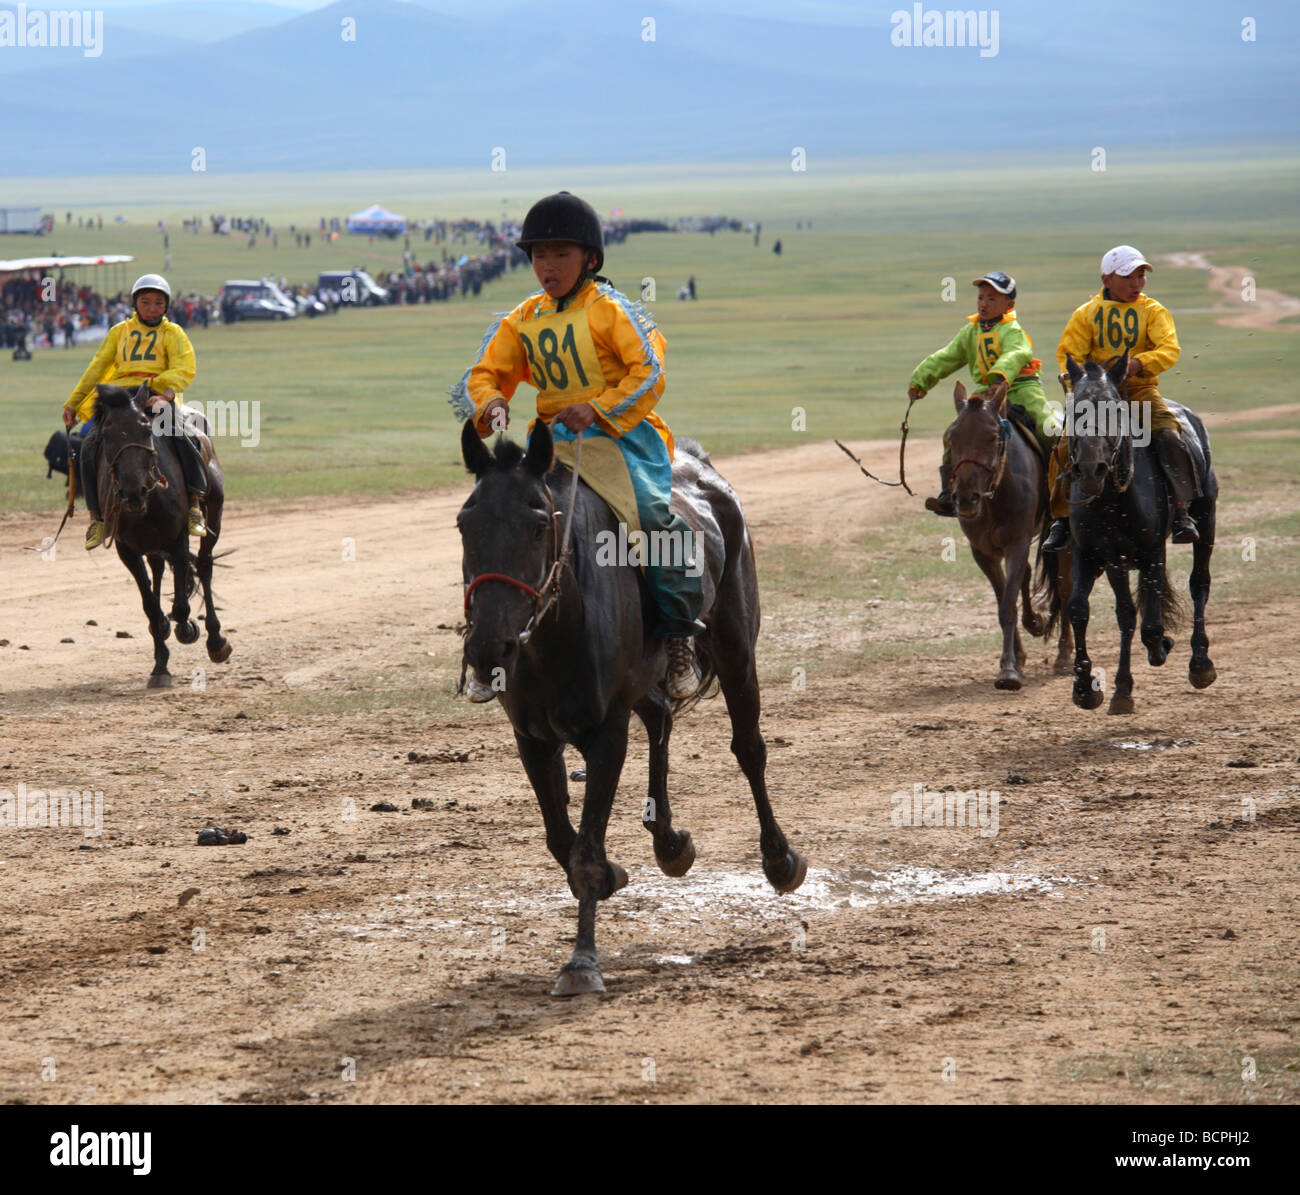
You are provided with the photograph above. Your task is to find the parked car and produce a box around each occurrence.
[317,269,388,306]
[220,279,298,321]
[294,292,328,318]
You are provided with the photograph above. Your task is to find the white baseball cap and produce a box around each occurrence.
[1100,245,1152,277]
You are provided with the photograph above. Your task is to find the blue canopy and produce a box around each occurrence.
[346,204,406,234]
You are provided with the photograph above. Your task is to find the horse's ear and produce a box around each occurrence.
[1106,349,1129,391]
[1065,354,1084,388]
[953,381,968,413]
[524,418,554,477]
[134,381,151,404]
[461,417,493,478]
[988,378,1008,413]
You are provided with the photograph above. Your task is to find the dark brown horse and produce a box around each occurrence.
[89,382,231,686]
[946,380,1072,689]
[458,418,806,997]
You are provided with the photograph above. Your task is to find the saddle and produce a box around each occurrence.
[1005,404,1050,463]
[1165,400,1213,498]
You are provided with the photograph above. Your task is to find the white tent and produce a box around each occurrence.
[345,204,406,235]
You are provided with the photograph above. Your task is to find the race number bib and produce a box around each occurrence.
[117,325,160,369]
[1090,301,1148,356]
[975,328,1003,380]
[516,307,605,401]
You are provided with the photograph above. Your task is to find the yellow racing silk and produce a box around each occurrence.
[63,314,197,423]
[1057,291,1180,395]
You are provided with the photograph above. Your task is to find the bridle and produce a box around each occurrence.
[99,433,169,550]
[951,403,1010,501]
[462,436,582,647]
[1065,377,1133,505]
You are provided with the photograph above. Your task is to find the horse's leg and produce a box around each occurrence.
[1139,555,1172,667]
[1006,537,1033,682]
[1069,548,1105,709]
[515,732,577,877]
[118,543,172,687]
[1054,549,1075,674]
[1105,565,1137,714]
[1020,562,1045,638]
[149,555,165,607]
[633,691,695,877]
[197,494,231,663]
[168,535,200,645]
[971,545,1021,690]
[1188,500,1216,688]
[553,709,632,998]
[711,618,806,894]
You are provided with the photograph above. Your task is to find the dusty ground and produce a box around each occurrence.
[0,435,1296,1105]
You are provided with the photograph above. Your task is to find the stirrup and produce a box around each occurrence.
[188,504,208,537]
[84,520,105,550]
[924,491,957,517]
[1042,518,1071,552]
[1171,511,1199,544]
[664,636,699,700]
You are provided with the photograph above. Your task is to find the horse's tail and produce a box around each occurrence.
[1140,567,1184,635]
[1033,510,1062,639]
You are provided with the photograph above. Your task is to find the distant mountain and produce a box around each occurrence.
[1,0,1294,175]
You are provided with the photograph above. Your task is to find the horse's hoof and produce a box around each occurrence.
[551,962,606,998]
[1147,646,1168,667]
[175,619,200,645]
[1189,664,1217,689]
[1024,616,1045,637]
[1073,685,1104,710]
[1053,656,1073,676]
[208,638,232,664]
[764,848,808,894]
[994,671,1023,691]
[153,621,172,643]
[1107,695,1136,715]
[655,833,696,878]
[147,673,173,689]
[603,861,629,898]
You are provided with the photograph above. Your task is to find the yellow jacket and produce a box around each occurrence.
[451,279,672,456]
[63,314,197,423]
[1057,291,1179,394]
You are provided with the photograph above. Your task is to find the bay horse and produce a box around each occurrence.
[946,380,1072,689]
[1063,352,1217,714]
[457,418,806,997]
[89,382,231,687]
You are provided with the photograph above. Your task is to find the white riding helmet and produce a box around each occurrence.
[131,273,172,306]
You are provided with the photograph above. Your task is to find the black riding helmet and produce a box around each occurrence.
[517,192,605,275]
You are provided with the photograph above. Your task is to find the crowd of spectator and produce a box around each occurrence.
[3,214,743,351]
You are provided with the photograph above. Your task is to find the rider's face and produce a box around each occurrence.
[1103,268,1147,303]
[975,284,1014,320]
[531,242,592,299]
[134,291,167,321]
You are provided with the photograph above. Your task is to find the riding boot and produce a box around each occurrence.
[1155,428,1200,544]
[664,635,700,700]
[1042,518,1071,553]
[924,465,957,517]
[176,426,209,537]
[78,429,105,549]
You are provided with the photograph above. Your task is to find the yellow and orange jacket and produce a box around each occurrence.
[449,278,673,457]
[1057,291,1179,395]
[63,314,197,423]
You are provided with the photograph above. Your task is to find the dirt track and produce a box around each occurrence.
[0,438,1296,1104]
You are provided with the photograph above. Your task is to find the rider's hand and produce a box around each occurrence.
[555,402,597,433]
[62,408,76,430]
[479,398,509,432]
[1126,358,1143,378]
[907,385,924,401]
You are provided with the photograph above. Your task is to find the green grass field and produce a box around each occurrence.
[3,151,1297,512]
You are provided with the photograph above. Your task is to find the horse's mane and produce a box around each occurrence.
[488,436,526,470]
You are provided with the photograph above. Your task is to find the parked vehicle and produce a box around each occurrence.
[317,269,388,306]
[220,279,298,321]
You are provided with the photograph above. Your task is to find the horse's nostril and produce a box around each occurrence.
[501,639,516,661]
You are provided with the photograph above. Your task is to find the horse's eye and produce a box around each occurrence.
[533,520,548,542]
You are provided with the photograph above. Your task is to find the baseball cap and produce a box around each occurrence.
[1100,245,1153,277]
[971,271,1016,296]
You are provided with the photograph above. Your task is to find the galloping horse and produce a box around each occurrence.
[457,418,806,997]
[946,380,1072,689]
[1064,352,1217,714]
[88,382,231,686]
